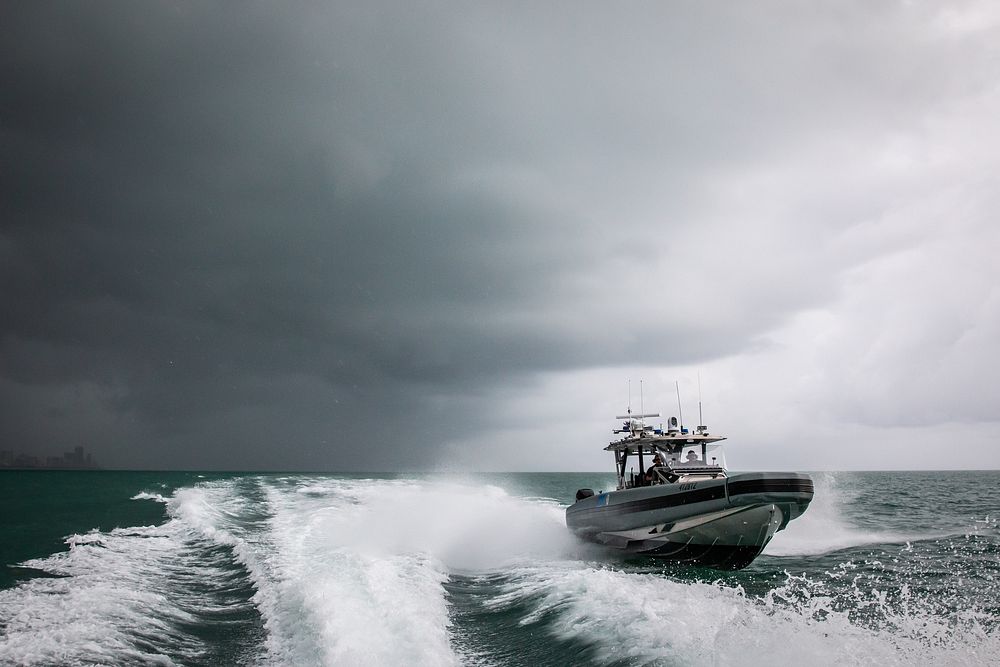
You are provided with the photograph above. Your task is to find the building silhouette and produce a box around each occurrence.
[0,446,98,469]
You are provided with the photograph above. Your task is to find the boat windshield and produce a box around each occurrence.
[668,443,727,469]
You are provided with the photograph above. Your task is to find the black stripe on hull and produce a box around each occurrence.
[727,478,814,496]
[568,477,811,522]
[568,484,726,519]
[642,541,765,570]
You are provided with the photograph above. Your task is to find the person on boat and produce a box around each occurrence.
[642,454,664,485]
[685,450,701,465]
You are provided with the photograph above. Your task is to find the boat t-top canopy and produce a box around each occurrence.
[605,413,726,453]
[604,432,726,454]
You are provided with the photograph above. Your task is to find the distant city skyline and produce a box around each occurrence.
[0,446,97,470]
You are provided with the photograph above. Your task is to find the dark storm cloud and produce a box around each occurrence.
[3,2,998,469]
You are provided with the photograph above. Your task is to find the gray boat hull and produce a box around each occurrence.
[565,472,813,569]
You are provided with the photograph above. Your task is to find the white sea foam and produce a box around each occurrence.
[305,479,584,572]
[131,491,169,503]
[488,563,1000,666]
[765,472,932,556]
[168,476,591,666]
[268,478,592,665]
[0,522,247,666]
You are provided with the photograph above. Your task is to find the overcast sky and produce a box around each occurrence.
[2,1,998,471]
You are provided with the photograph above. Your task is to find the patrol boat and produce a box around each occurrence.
[566,411,813,569]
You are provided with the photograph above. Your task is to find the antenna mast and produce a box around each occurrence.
[698,373,704,430]
[675,380,684,430]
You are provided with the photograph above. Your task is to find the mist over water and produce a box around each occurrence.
[1,471,998,666]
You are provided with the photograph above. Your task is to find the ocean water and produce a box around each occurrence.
[1,471,998,666]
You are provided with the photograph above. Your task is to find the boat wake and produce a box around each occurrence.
[2,474,998,666]
[0,517,261,666]
[167,476,588,665]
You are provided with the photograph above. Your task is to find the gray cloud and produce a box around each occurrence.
[2,1,998,470]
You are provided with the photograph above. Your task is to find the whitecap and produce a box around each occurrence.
[131,491,169,503]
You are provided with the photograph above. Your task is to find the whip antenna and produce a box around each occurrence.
[698,373,704,431]
[675,380,684,430]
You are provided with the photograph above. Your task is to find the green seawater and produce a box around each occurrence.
[1,470,998,666]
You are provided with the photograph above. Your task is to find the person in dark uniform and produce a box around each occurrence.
[644,453,665,484]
